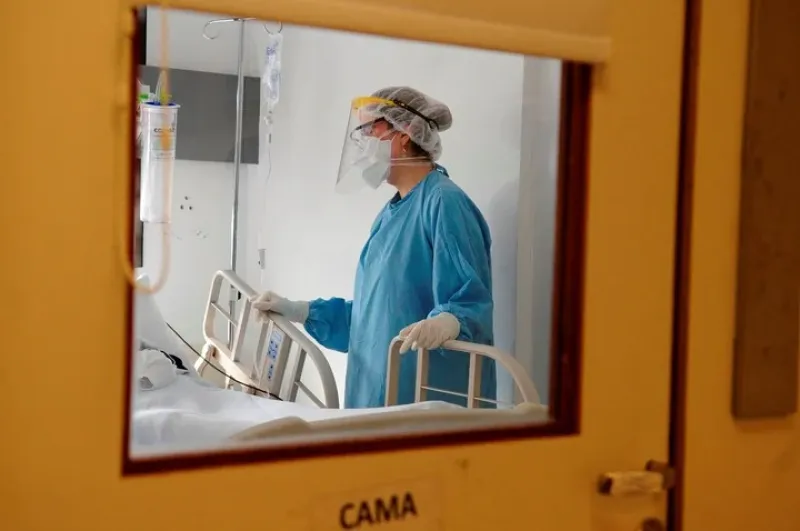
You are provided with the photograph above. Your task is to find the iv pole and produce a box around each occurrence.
[202,18,282,349]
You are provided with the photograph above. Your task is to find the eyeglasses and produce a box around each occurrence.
[349,118,388,141]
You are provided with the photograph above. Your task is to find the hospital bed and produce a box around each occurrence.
[130,270,545,455]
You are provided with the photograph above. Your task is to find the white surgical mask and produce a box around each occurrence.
[336,132,433,194]
[350,136,392,189]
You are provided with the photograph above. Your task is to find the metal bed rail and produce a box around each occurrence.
[384,338,542,408]
[193,269,340,409]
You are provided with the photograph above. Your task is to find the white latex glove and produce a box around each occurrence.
[252,291,310,324]
[398,313,460,354]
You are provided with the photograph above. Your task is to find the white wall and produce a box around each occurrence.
[515,58,562,401]
[141,8,561,406]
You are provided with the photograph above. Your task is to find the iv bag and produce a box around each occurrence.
[139,102,180,223]
[262,33,283,115]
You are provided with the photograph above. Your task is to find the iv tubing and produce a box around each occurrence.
[114,4,172,295]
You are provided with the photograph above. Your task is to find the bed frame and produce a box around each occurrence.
[193,270,340,408]
[193,270,541,410]
[385,338,541,407]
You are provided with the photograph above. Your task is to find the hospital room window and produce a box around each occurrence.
[125,5,589,473]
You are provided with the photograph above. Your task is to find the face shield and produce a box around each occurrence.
[335,97,431,193]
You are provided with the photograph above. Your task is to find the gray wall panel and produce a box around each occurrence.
[139,65,261,164]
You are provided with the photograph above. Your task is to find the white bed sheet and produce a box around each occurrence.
[131,374,462,452]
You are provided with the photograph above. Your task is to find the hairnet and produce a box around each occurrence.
[370,86,452,161]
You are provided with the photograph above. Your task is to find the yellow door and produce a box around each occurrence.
[681,0,800,529]
[2,0,686,530]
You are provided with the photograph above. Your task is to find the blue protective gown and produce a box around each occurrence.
[304,166,496,408]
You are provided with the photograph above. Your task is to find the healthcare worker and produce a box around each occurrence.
[255,86,496,409]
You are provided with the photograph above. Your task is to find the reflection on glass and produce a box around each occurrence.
[130,6,562,459]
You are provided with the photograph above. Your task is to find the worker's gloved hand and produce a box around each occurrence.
[398,313,460,354]
[252,291,310,324]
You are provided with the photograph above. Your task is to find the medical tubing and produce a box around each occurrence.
[165,322,282,400]
[113,5,172,295]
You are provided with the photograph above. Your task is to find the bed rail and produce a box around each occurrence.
[193,270,340,409]
[384,338,541,408]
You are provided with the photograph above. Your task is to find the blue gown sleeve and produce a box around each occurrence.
[425,188,494,344]
[303,298,353,353]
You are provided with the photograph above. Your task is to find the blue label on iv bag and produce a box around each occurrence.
[142,101,180,107]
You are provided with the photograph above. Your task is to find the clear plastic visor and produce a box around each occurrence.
[335,97,397,192]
